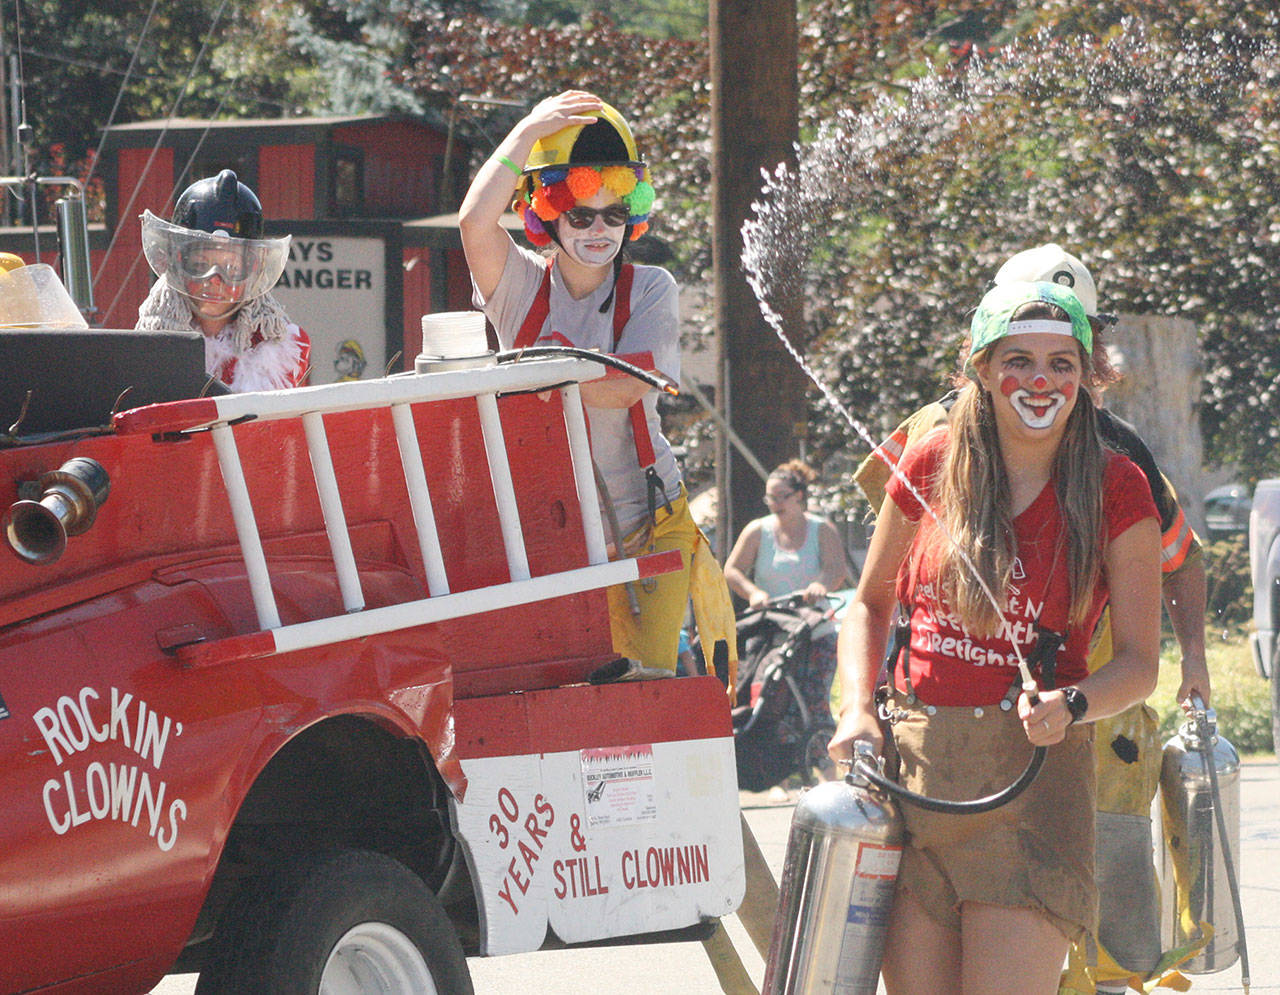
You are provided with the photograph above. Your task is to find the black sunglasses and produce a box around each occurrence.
[562,204,631,229]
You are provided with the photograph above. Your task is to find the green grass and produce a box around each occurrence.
[1151,627,1275,759]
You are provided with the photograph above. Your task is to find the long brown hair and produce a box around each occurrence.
[933,306,1106,637]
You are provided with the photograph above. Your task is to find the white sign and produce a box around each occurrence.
[450,738,744,955]
[271,235,387,385]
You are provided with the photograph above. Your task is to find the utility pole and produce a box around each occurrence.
[709,0,804,557]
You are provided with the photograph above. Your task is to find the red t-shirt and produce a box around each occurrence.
[885,428,1157,705]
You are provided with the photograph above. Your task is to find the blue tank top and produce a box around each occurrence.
[753,513,823,598]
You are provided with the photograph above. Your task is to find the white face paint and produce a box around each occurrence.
[1007,384,1068,429]
[556,190,627,269]
[978,333,1083,434]
[559,225,624,268]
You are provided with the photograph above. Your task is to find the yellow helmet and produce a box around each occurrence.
[514,101,655,247]
[523,101,643,173]
[0,252,26,273]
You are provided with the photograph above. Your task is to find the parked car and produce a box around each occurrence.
[1205,482,1251,538]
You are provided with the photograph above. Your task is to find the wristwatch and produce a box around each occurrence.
[1062,686,1088,725]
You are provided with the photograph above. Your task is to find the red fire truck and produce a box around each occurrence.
[0,327,743,993]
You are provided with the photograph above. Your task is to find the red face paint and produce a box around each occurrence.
[1061,381,1076,399]
[1031,374,1049,390]
[1000,375,1019,397]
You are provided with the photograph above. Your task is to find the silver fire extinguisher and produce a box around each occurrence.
[1158,694,1250,985]
[763,741,904,995]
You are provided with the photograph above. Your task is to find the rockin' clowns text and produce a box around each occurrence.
[31,686,187,852]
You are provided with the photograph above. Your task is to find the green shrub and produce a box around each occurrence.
[1151,629,1273,757]
[1203,536,1252,630]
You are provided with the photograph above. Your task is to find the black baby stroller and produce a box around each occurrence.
[694,593,844,792]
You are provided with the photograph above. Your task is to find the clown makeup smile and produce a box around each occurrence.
[1004,379,1069,429]
[984,335,1082,432]
[559,221,624,267]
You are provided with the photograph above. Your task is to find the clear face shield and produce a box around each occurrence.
[140,210,290,305]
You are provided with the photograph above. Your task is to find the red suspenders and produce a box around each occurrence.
[512,260,657,473]
[512,261,555,351]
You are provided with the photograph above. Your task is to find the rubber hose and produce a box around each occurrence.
[854,746,1045,815]
[1197,722,1250,990]
[494,345,674,393]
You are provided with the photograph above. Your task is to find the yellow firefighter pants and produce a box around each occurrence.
[606,490,738,681]
[1060,610,1199,995]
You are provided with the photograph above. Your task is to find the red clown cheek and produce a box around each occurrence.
[1000,375,1019,397]
[1061,381,1076,400]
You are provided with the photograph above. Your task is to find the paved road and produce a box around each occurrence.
[152,759,1278,994]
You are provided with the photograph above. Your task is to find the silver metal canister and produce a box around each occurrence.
[1158,707,1242,974]
[55,192,95,319]
[763,744,904,995]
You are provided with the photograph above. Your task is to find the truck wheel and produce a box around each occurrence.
[196,849,473,995]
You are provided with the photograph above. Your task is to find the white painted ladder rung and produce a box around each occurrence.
[476,392,530,582]
[210,423,281,631]
[390,401,450,596]
[302,411,365,613]
[559,383,607,565]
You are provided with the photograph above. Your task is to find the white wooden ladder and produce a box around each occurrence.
[113,357,679,668]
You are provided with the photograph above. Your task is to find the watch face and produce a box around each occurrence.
[1065,686,1087,722]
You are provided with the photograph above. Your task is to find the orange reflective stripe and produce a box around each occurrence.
[1160,504,1196,574]
[874,427,910,469]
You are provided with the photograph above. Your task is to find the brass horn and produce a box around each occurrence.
[5,457,110,564]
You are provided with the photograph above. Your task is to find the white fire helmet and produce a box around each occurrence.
[993,243,1097,317]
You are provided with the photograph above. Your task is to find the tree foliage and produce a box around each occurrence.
[2,0,430,206]
[8,0,1279,484]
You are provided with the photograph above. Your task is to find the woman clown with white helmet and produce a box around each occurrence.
[852,243,1210,995]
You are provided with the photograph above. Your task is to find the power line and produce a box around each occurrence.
[18,45,295,113]
[94,0,232,293]
[83,0,161,194]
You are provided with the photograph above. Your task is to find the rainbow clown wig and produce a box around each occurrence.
[513,102,655,248]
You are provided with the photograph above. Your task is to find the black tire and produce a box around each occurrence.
[797,719,839,787]
[195,849,474,995]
